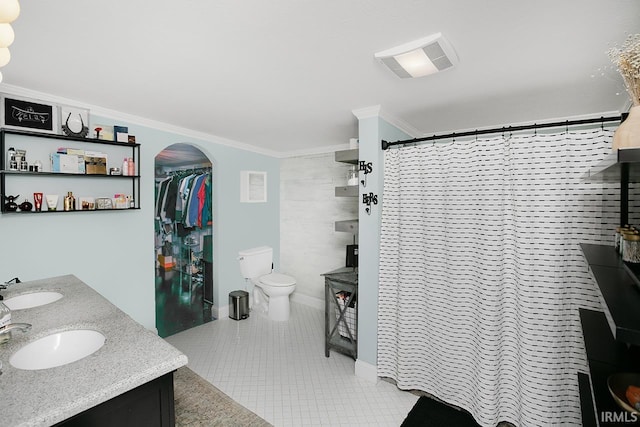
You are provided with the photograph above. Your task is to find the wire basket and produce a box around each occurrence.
[335,291,357,340]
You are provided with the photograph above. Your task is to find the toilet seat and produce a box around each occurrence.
[259,273,296,287]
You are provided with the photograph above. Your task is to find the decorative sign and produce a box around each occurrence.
[362,192,378,215]
[2,96,57,133]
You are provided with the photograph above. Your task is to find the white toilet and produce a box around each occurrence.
[238,246,296,321]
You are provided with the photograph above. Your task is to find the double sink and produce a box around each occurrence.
[3,291,106,370]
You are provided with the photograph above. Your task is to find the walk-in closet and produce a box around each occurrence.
[154,143,214,337]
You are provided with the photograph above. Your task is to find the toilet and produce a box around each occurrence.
[238,246,296,321]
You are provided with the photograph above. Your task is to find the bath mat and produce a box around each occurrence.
[401,396,481,427]
[173,366,272,427]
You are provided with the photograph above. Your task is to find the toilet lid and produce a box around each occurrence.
[260,273,296,287]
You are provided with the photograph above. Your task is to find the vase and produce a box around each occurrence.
[613,105,640,150]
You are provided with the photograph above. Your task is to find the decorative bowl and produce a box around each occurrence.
[608,373,640,414]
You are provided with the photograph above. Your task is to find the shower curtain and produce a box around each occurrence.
[377,129,614,426]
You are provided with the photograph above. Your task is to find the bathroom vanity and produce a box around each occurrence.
[0,275,188,426]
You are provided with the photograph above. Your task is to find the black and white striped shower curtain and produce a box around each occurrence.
[378,129,614,426]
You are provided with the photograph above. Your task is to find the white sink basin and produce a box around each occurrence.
[10,330,106,370]
[4,291,63,310]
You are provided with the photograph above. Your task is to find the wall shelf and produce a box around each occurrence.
[584,148,640,183]
[334,148,358,164]
[335,219,358,233]
[580,243,640,346]
[1,128,140,213]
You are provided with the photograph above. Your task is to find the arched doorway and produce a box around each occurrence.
[154,143,214,337]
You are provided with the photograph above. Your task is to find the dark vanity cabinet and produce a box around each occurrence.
[55,372,175,427]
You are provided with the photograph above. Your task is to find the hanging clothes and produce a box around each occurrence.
[155,170,212,229]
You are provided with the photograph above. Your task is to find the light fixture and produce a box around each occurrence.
[374,32,458,79]
[0,47,10,67]
[0,0,19,23]
[0,23,14,47]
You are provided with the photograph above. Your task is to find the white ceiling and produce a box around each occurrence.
[3,1,639,155]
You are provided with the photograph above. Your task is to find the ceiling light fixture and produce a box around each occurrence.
[374,32,458,79]
[0,0,20,83]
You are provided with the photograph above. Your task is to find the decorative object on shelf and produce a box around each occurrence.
[608,373,640,414]
[63,191,75,211]
[2,193,17,211]
[0,95,57,133]
[359,160,372,187]
[114,125,128,143]
[33,192,42,212]
[17,198,30,211]
[45,194,58,211]
[623,233,640,263]
[79,196,95,210]
[613,106,640,151]
[362,192,378,215]
[347,165,358,186]
[93,124,113,141]
[608,34,640,150]
[95,197,113,210]
[59,105,89,138]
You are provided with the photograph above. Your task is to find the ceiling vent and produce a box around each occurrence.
[374,33,458,79]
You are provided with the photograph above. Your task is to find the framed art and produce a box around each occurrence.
[240,170,267,203]
[92,124,114,141]
[60,105,90,138]
[1,95,58,134]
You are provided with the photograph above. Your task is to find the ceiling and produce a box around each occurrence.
[3,1,639,156]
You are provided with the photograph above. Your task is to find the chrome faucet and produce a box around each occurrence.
[0,277,21,290]
[0,323,32,343]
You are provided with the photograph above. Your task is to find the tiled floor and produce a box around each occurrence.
[165,301,419,426]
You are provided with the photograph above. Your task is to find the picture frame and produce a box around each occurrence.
[240,170,267,203]
[92,124,114,141]
[59,105,90,138]
[1,95,58,134]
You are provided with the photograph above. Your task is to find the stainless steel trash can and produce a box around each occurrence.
[229,290,249,320]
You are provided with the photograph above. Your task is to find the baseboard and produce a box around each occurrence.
[290,292,324,310]
[355,359,378,383]
[215,304,229,320]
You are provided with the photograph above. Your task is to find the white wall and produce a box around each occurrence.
[280,152,358,307]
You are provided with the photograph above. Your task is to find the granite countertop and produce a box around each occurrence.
[0,274,188,427]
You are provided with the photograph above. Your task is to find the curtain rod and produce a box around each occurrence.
[380,114,624,150]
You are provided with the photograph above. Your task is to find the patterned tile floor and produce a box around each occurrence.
[165,301,418,426]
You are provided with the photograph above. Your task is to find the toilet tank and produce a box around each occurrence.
[238,246,273,279]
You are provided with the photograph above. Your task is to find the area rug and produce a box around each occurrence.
[174,366,272,427]
[401,396,481,427]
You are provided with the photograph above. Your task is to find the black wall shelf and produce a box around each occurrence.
[1,128,141,213]
[581,243,640,346]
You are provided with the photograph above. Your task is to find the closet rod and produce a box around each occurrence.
[381,114,624,150]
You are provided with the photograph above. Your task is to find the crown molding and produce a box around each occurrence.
[0,83,281,158]
[278,142,354,159]
[352,104,421,138]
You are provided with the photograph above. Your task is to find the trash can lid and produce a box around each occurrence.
[230,290,249,297]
